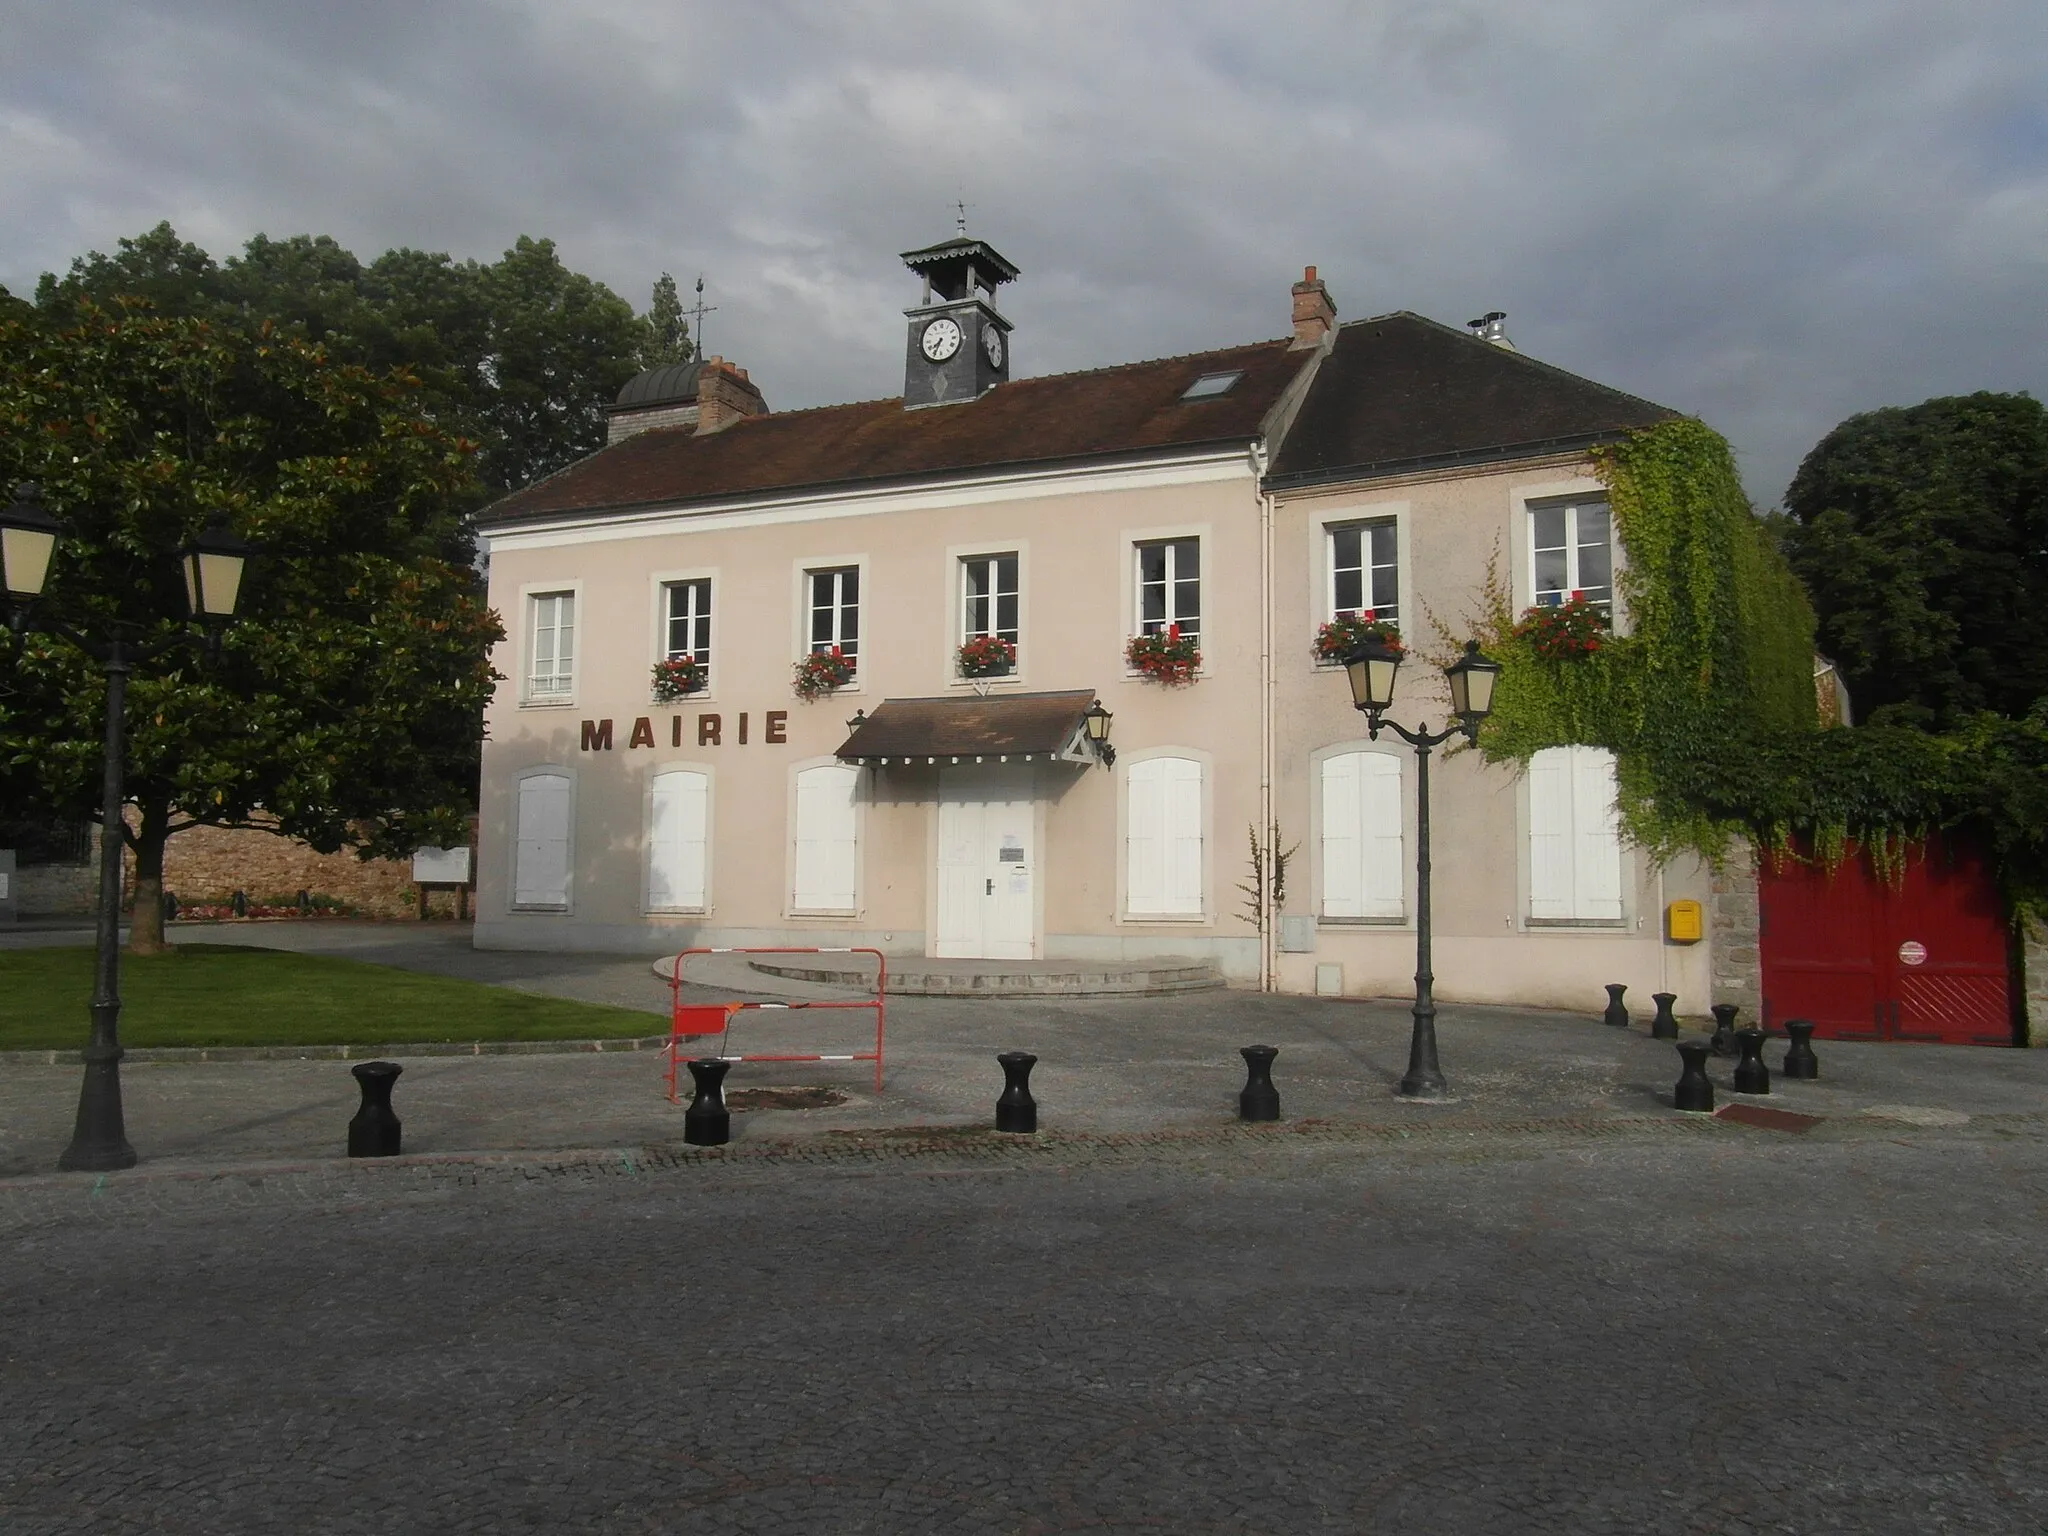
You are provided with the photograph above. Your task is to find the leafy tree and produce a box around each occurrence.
[477,236,643,493]
[35,224,649,499]
[0,298,502,952]
[637,272,694,370]
[1782,392,2048,728]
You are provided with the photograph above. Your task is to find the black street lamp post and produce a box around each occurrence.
[1,482,251,1171]
[1340,639,1502,1100]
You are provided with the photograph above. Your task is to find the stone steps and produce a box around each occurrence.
[743,957,1226,998]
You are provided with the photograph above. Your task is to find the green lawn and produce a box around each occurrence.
[0,945,662,1051]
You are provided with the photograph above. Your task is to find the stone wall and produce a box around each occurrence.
[11,856,97,917]
[7,821,466,919]
[143,819,427,917]
[1710,842,1761,1020]
[2025,916,2046,1048]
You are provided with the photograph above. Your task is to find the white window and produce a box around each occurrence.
[1328,519,1399,625]
[1126,755,1204,916]
[960,553,1019,648]
[1135,538,1200,643]
[1530,496,1614,612]
[792,763,860,913]
[528,592,576,700]
[664,579,712,675]
[1320,752,1404,919]
[807,566,860,663]
[647,769,709,911]
[513,772,572,909]
[1528,746,1624,922]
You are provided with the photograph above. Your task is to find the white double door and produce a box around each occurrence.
[935,766,1037,960]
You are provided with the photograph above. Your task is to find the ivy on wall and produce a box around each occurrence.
[1454,418,2048,912]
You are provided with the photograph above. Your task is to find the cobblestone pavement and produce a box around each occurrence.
[3,1116,2047,1533]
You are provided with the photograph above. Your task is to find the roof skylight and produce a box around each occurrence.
[1180,370,1243,401]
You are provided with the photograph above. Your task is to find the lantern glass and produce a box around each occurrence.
[1445,641,1502,722]
[1082,700,1113,744]
[1343,642,1401,712]
[181,529,249,619]
[1,484,62,600]
[2,523,58,601]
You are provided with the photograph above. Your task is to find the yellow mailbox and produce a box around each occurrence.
[1665,899,1704,944]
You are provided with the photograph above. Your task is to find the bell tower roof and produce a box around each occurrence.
[900,238,1019,303]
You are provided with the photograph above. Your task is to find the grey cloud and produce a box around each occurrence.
[2,0,2042,505]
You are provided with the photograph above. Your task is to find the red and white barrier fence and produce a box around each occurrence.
[665,947,887,1098]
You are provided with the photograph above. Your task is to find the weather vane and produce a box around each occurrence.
[955,199,971,236]
[688,275,717,359]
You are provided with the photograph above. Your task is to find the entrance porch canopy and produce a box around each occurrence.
[836,689,1100,767]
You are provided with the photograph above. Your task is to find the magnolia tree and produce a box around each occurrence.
[0,298,502,952]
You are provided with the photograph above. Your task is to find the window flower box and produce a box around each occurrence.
[1515,592,1610,661]
[650,655,707,701]
[1126,623,1201,686]
[956,634,1017,678]
[1314,611,1405,664]
[793,646,857,700]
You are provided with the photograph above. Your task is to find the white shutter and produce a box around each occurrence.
[1527,749,1573,919]
[1164,758,1204,913]
[1322,753,1404,919]
[1126,759,1167,913]
[1528,746,1623,920]
[648,770,709,911]
[793,764,859,912]
[1320,754,1363,917]
[1571,747,1625,920]
[1358,753,1404,917]
[513,773,571,908]
[1128,756,1202,916]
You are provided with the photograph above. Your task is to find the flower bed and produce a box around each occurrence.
[1314,611,1404,663]
[1126,623,1201,686]
[793,646,857,700]
[1515,593,1610,661]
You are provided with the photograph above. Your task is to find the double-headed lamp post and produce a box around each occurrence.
[1,482,251,1171]
[1340,638,1502,1100]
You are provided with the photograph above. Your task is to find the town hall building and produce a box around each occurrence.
[472,236,1720,1011]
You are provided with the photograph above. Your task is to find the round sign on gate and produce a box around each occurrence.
[1898,940,1928,966]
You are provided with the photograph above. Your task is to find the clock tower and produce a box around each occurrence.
[901,236,1016,408]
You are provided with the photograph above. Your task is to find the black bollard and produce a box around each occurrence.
[1673,1040,1715,1113]
[1650,992,1679,1041]
[1602,983,1630,1029]
[1709,1002,1740,1058]
[231,889,248,917]
[683,1058,732,1146]
[1733,1028,1771,1095]
[1238,1045,1281,1122]
[995,1051,1038,1134]
[347,1061,404,1157]
[1782,1019,1820,1080]
[162,891,178,922]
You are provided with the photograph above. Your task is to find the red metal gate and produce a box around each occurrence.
[1759,836,2014,1045]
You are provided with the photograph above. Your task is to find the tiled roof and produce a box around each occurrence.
[836,691,1097,761]
[478,340,1307,527]
[1265,313,1679,488]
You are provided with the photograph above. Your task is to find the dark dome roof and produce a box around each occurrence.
[615,361,702,409]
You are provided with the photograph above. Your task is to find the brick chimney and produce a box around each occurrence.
[696,357,768,434]
[1290,266,1336,350]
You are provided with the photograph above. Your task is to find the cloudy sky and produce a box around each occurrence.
[3,0,2043,503]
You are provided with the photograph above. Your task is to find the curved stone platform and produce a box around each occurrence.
[656,952,1225,998]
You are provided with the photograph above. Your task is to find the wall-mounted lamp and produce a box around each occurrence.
[1081,699,1115,766]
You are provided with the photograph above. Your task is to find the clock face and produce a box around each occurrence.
[982,324,1004,369]
[921,317,963,362]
